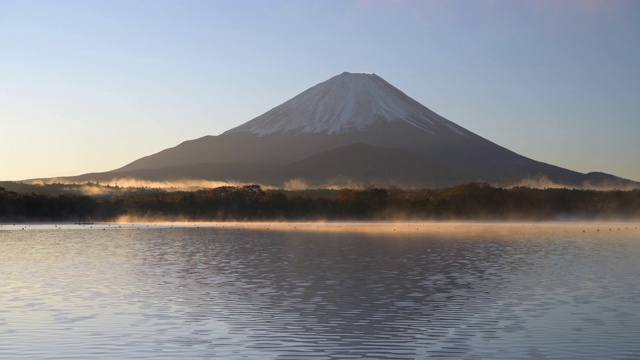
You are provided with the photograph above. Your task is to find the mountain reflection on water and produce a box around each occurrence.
[0,223,639,359]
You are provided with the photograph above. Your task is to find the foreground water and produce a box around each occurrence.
[1,223,639,359]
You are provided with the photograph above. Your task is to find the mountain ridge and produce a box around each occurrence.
[44,72,639,189]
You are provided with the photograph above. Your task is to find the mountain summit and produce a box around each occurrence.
[63,72,637,189]
[227,72,469,137]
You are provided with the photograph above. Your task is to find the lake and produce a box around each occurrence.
[1,222,639,359]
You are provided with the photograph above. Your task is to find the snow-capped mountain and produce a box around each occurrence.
[62,72,637,189]
[227,72,469,137]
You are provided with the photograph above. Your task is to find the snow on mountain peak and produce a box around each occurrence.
[225,72,469,137]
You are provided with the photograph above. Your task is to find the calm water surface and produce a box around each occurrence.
[1,223,639,359]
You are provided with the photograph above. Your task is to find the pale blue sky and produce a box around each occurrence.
[1,0,639,181]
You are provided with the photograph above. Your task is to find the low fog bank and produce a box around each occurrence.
[3,174,637,198]
[19,178,262,195]
[4,221,637,239]
[91,220,640,237]
[506,175,640,191]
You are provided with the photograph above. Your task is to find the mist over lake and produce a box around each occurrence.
[1,223,639,359]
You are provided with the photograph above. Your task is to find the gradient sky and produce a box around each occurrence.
[2,0,639,182]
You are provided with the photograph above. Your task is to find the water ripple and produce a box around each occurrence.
[0,224,639,358]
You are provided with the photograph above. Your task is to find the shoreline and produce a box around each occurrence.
[2,221,638,234]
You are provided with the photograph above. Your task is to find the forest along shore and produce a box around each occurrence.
[0,183,639,222]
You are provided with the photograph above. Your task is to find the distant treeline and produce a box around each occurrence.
[1,183,639,222]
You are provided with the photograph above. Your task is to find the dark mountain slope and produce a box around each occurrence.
[242,143,463,187]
